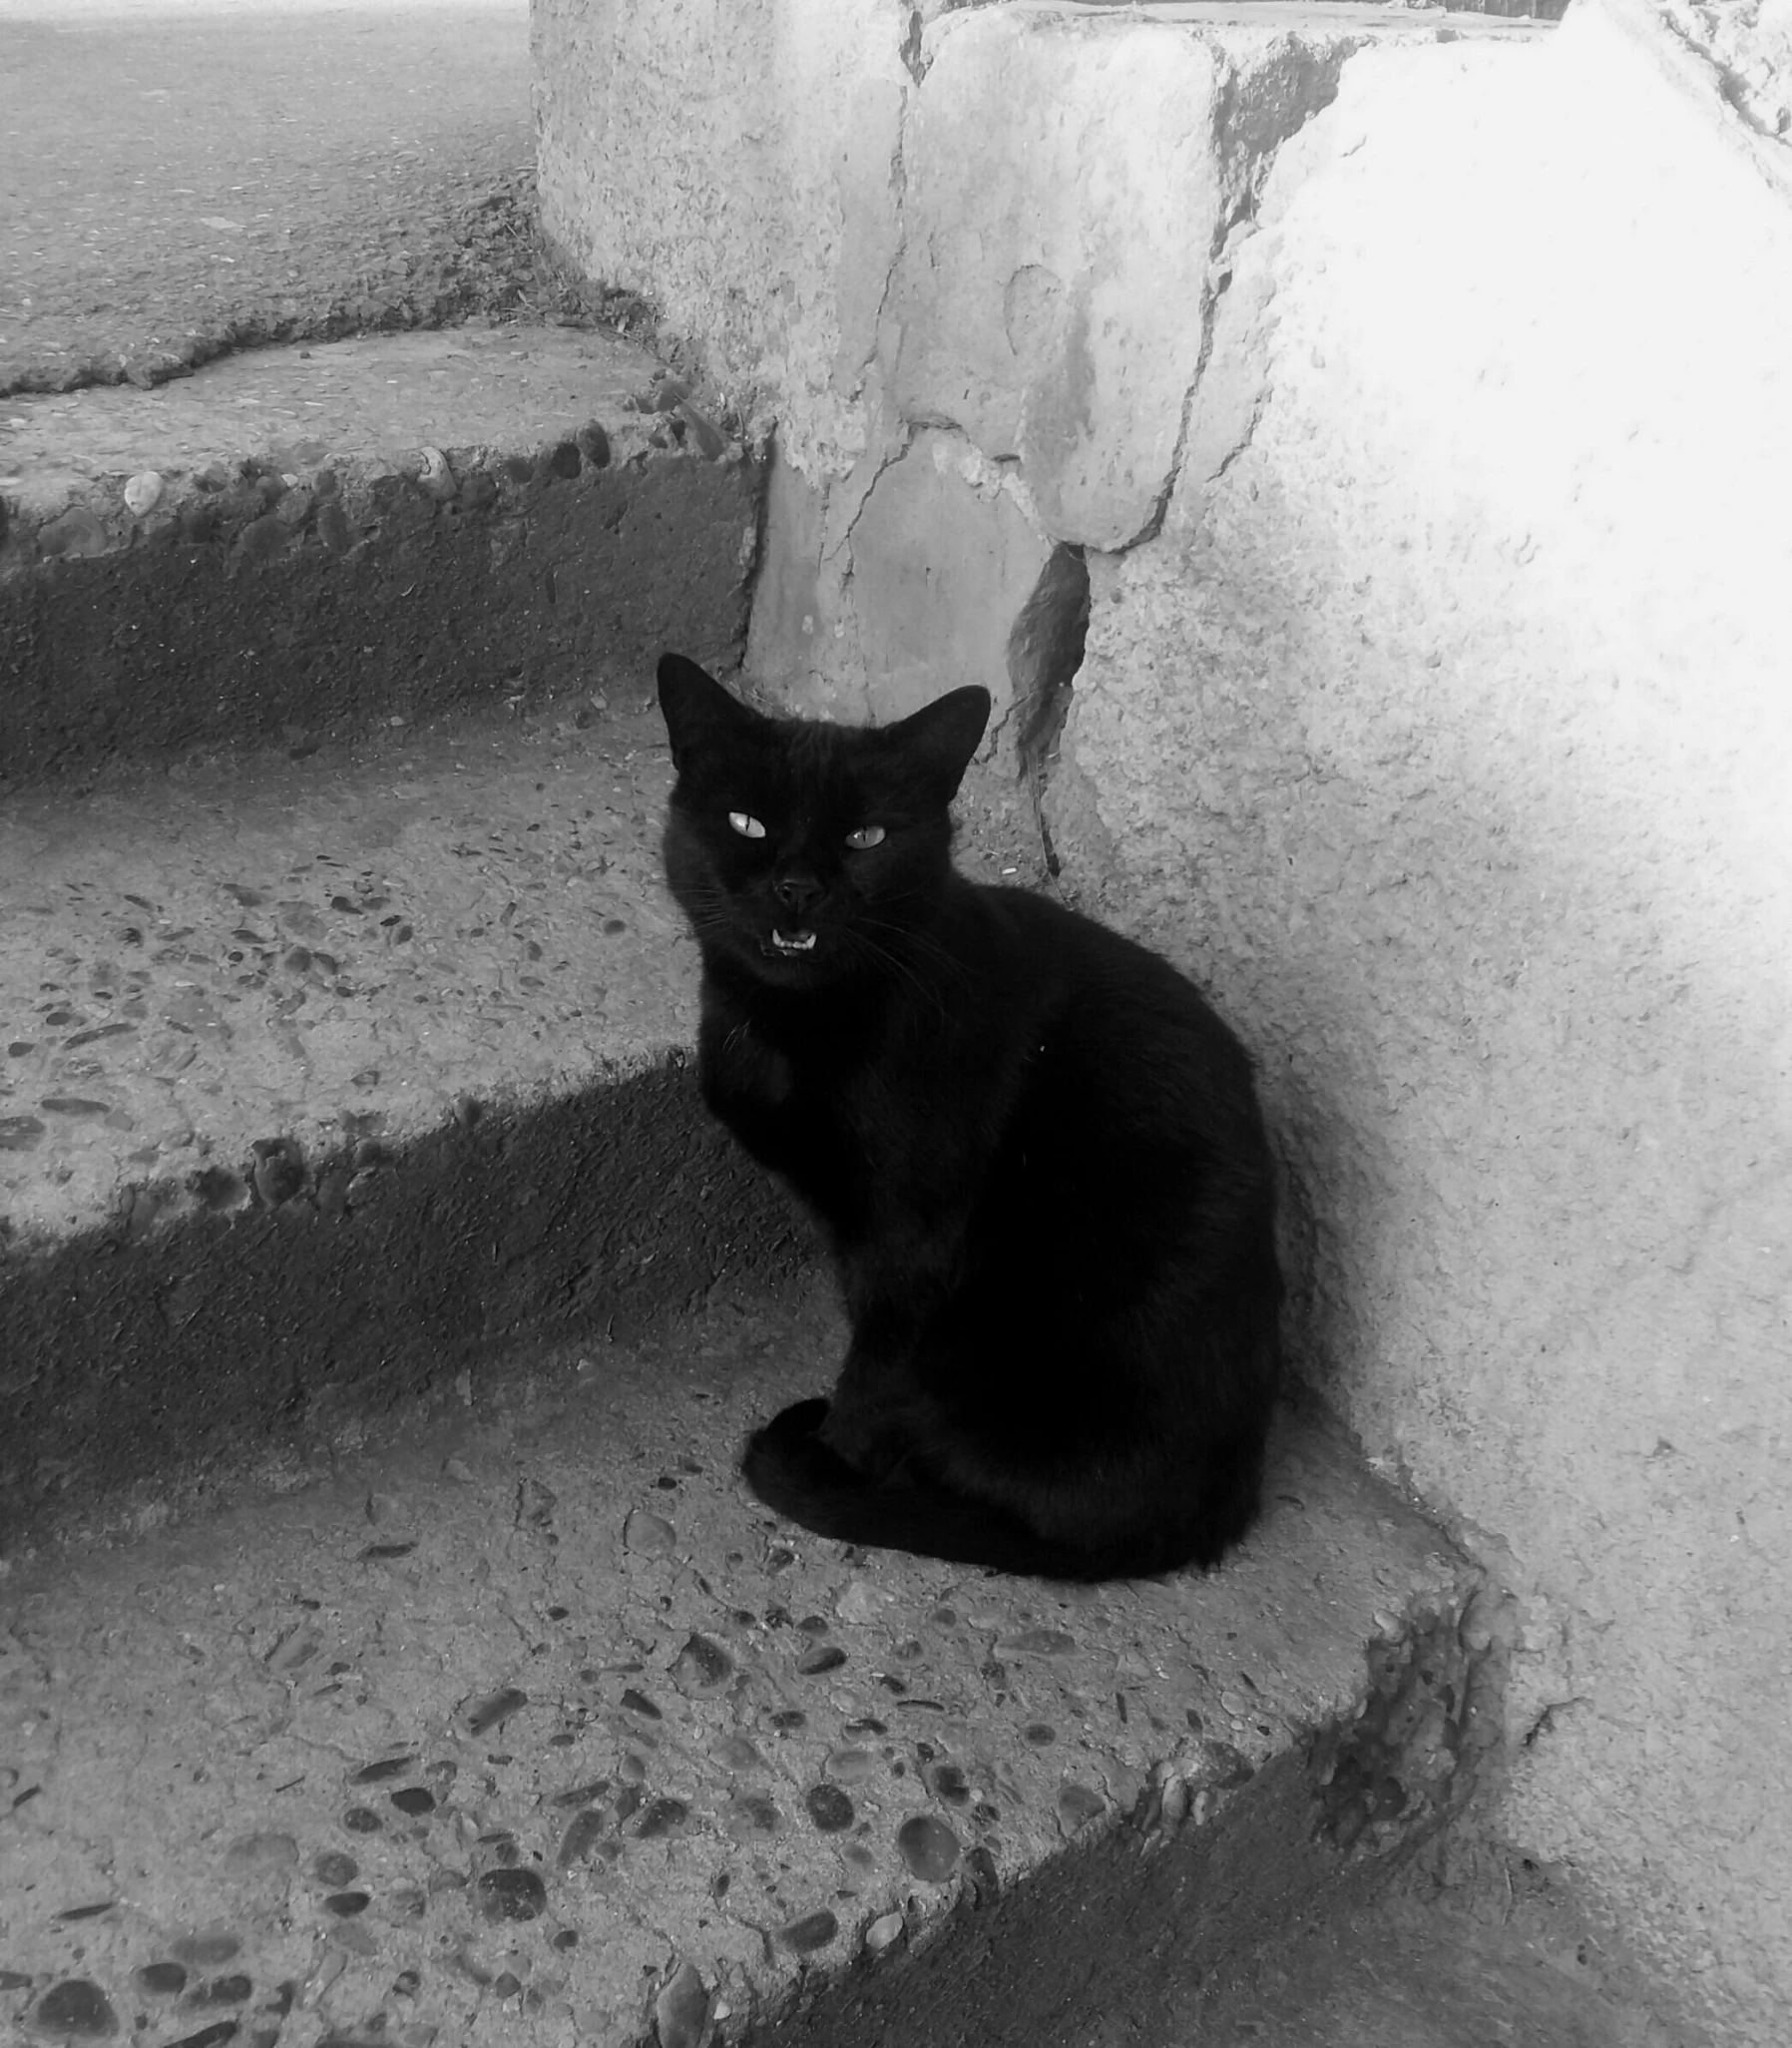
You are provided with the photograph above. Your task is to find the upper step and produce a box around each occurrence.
[1,323,757,786]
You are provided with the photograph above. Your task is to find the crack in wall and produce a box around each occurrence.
[1312,1592,1501,1855]
[1006,544,1091,877]
[1137,40,1362,550]
[901,6,929,86]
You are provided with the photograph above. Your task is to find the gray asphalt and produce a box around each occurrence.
[1,0,533,394]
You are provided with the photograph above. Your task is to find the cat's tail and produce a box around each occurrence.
[740,1401,1173,1583]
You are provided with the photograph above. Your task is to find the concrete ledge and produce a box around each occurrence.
[0,707,814,1548]
[0,1290,1490,2047]
[0,326,757,784]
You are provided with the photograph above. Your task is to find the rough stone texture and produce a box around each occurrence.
[1042,10,1791,2042]
[809,429,1056,728]
[0,1285,1482,2047]
[728,3,1534,718]
[885,10,1222,551]
[0,708,811,1545]
[1,326,757,784]
[1652,0,1792,150]
[533,0,907,476]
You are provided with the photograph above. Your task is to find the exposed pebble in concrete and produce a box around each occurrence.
[863,1910,905,1956]
[626,1509,680,1557]
[1057,1784,1109,1835]
[777,1910,839,1955]
[803,1784,856,1832]
[468,1688,530,1738]
[478,1869,549,1923]
[32,1979,117,2037]
[655,1958,710,2048]
[896,1813,961,1883]
[672,1632,734,1695]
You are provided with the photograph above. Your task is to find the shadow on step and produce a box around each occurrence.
[0,1056,816,1550]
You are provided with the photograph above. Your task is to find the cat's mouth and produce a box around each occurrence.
[767,928,817,955]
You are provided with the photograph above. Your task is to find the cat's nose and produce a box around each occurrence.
[772,872,822,914]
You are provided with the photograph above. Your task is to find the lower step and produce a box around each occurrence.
[0,1289,1489,2048]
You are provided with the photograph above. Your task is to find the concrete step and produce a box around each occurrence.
[0,696,826,1546]
[0,1288,1492,2048]
[1,322,756,785]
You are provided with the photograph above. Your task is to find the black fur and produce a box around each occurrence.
[657,653,1282,1580]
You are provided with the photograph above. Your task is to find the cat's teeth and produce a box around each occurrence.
[771,929,817,952]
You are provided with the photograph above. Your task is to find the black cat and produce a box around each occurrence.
[658,653,1282,1580]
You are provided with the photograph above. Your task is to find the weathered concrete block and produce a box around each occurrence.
[1042,11,1792,2037]
[886,10,1222,549]
[756,428,1057,727]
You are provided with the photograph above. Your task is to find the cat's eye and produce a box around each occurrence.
[727,811,766,839]
[845,825,885,850]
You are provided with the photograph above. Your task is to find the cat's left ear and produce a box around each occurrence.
[658,653,763,769]
[884,686,991,802]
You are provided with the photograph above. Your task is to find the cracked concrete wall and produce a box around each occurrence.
[737,5,1375,734]
[1048,7,1790,2040]
[536,1,1791,2039]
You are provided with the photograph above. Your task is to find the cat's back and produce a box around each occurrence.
[959,878,1268,1149]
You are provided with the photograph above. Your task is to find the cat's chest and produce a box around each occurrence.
[703,1013,799,1109]
[697,999,899,1150]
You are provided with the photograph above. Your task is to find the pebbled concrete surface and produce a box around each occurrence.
[0,1285,1485,2048]
[1,706,689,1245]
[2,325,720,529]
[0,0,539,396]
[0,705,818,1544]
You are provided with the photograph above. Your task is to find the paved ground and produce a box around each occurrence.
[0,0,539,394]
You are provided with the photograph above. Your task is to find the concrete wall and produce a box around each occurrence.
[537,3,1792,2038]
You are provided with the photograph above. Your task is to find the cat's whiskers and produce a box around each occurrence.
[854,911,971,993]
[836,921,953,1022]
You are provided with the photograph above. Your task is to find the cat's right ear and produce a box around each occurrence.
[657,653,760,769]
[884,685,992,802]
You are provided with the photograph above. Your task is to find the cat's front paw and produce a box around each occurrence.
[817,1401,917,1482]
[754,1396,830,1448]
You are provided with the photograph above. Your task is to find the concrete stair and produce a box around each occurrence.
[1,322,773,1547]
[0,308,1520,2047]
[0,1295,1490,2048]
